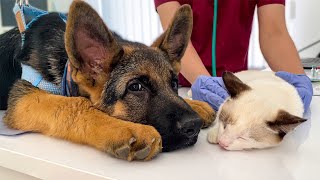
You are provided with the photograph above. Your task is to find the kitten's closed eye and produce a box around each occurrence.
[223,123,227,129]
[237,137,246,140]
[219,111,233,127]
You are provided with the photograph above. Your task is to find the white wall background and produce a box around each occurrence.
[248,0,320,69]
[290,0,320,57]
[100,0,163,45]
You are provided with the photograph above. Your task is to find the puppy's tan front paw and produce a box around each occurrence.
[207,127,219,144]
[185,99,216,128]
[106,124,162,161]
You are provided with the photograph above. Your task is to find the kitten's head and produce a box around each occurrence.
[215,72,306,150]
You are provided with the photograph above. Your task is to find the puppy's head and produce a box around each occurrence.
[65,1,202,152]
[214,72,306,150]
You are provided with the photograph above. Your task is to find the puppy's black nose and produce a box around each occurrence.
[177,117,202,138]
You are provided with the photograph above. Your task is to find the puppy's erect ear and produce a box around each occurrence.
[65,0,122,79]
[152,5,193,74]
[222,72,251,98]
[267,110,307,135]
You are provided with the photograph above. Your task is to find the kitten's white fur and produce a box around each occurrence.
[207,71,304,150]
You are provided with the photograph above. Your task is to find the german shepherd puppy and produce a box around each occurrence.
[0,1,215,161]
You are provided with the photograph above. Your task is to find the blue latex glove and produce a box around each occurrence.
[275,71,313,112]
[191,75,230,111]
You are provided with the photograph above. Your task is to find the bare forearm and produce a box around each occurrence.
[260,32,304,74]
[180,42,211,83]
[157,2,210,84]
[258,4,304,74]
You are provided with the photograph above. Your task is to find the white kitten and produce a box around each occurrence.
[207,71,306,150]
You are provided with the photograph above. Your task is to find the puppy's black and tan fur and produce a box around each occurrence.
[0,1,215,161]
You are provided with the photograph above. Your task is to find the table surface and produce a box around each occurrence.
[0,88,319,180]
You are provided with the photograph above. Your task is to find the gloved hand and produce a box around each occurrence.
[191,75,230,111]
[275,71,313,112]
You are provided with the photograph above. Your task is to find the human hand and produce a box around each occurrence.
[275,71,313,112]
[191,76,229,111]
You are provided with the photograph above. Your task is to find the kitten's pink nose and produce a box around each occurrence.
[218,139,229,149]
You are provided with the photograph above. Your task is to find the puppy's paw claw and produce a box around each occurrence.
[134,146,151,160]
[108,125,162,161]
[115,145,131,159]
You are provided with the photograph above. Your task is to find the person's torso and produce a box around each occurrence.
[178,0,257,86]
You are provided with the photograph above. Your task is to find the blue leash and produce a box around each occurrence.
[13,3,67,47]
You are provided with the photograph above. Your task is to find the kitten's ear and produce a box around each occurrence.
[151,5,193,74]
[267,110,307,134]
[65,1,122,79]
[222,72,251,98]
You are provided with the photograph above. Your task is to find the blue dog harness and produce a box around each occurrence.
[0,1,76,137]
[21,65,62,95]
[13,2,76,96]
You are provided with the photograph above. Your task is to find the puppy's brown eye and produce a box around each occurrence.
[128,83,145,91]
[172,80,178,90]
